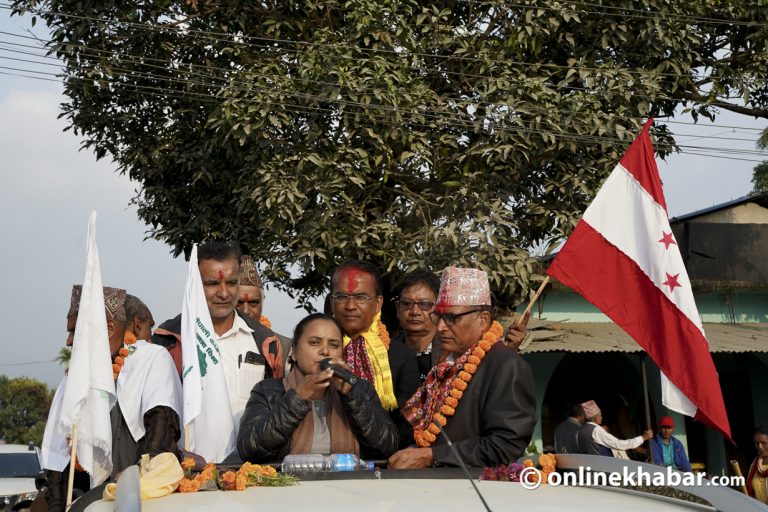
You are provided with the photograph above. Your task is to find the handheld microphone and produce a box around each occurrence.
[319,358,359,385]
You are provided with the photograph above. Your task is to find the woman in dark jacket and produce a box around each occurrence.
[237,313,400,462]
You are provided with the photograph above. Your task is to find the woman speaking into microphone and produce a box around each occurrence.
[237,313,399,463]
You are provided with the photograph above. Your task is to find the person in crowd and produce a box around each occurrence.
[236,256,267,327]
[124,294,154,341]
[152,241,286,435]
[329,260,420,446]
[601,424,630,459]
[577,400,652,457]
[388,267,537,468]
[236,255,291,348]
[554,404,585,454]
[237,313,399,462]
[747,425,768,504]
[650,415,692,471]
[43,287,181,512]
[392,269,441,382]
[503,312,530,353]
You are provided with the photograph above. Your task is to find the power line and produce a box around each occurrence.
[1,2,762,81]
[0,359,57,366]
[0,36,763,147]
[1,64,765,162]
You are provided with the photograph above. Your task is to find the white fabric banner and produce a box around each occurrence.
[58,211,116,486]
[180,245,236,463]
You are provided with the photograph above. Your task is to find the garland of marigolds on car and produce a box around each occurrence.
[412,321,504,447]
[178,459,298,492]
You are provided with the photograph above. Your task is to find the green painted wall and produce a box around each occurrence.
[539,289,768,323]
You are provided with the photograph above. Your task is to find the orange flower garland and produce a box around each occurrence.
[112,331,138,381]
[414,321,504,447]
[179,461,296,493]
[377,318,391,349]
[259,315,272,329]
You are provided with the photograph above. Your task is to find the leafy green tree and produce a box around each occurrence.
[753,128,768,192]
[0,376,53,446]
[13,0,768,310]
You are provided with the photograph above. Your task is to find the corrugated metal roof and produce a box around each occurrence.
[517,321,768,354]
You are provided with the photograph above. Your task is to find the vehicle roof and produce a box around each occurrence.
[0,444,38,454]
[85,478,715,512]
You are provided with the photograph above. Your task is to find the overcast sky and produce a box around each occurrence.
[1,12,765,387]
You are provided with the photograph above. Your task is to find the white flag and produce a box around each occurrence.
[59,211,116,486]
[181,245,236,462]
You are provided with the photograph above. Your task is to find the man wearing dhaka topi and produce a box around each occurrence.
[388,267,536,468]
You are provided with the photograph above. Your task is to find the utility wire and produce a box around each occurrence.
[0,38,763,145]
[1,2,763,79]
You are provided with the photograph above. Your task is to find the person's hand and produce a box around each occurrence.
[325,358,354,395]
[642,429,654,441]
[295,368,334,400]
[504,311,530,352]
[388,447,434,469]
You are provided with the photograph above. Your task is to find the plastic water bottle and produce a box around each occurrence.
[281,453,374,472]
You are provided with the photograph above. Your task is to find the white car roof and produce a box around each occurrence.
[0,444,38,454]
[85,478,714,512]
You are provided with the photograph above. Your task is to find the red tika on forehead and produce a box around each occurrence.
[339,267,365,293]
[242,292,250,301]
[218,270,225,281]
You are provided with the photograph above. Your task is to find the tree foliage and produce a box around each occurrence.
[753,128,768,192]
[0,376,53,446]
[13,0,768,308]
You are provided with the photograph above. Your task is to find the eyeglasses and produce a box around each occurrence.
[395,299,436,312]
[331,293,374,304]
[429,309,484,326]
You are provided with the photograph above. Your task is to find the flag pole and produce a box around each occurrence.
[640,355,654,464]
[65,424,79,509]
[513,276,550,325]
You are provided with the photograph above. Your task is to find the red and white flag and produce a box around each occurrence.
[547,119,731,440]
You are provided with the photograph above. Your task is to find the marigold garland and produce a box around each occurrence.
[413,321,504,448]
[112,332,138,380]
[178,461,297,493]
[259,315,272,329]
[377,318,391,349]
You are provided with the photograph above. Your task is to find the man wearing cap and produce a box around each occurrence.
[42,287,181,512]
[388,267,537,468]
[577,400,653,457]
[651,416,692,471]
[152,241,287,437]
[236,255,291,354]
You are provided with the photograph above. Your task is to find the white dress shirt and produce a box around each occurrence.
[589,421,644,451]
[217,314,266,435]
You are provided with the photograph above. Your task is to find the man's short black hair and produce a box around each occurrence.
[398,269,440,298]
[124,294,152,323]
[331,260,383,296]
[755,425,768,437]
[571,403,585,418]
[198,241,242,263]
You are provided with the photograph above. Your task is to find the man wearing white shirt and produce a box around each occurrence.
[152,242,286,439]
[42,288,181,512]
[577,400,653,457]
